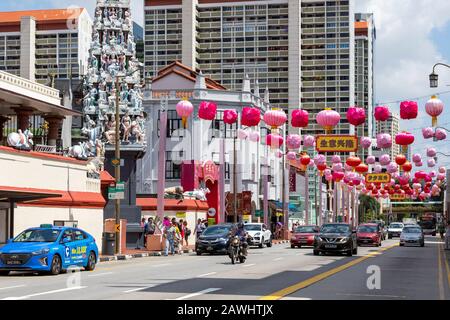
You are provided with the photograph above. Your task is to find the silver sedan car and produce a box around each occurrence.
[399,226,425,247]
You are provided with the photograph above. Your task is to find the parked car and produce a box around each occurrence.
[243,223,272,248]
[313,223,358,256]
[291,225,319,248]
[357,223,382,247]
[369,220,388,240]
[388,222,404,239]
[195,223,234,255]
[0,225,98,276]
[400,225,425,247]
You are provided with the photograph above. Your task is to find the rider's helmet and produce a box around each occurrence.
[238,222,244,229]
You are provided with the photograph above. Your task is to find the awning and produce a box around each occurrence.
[0,186,62,202]
[273,201,300,212]
[100,170,115,185]
[137,197,209,211]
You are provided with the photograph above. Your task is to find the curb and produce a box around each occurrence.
[99,249,194,263]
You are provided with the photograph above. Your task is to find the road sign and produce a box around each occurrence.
[255,210,263,218]
[108,183,125,200]
[365,173,391,183]
[115,224,120,232]
[316,135,358,153]
[111,158,121,167]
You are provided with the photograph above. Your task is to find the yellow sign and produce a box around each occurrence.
[316,135,358,152]
[207,218,216,226]
[276,212,284,217]
[365,173,391,183]
[115,224,120,232]
[390,194,406,200]
[176,212,186,219]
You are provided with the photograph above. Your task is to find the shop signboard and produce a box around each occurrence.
[316,135,358,153]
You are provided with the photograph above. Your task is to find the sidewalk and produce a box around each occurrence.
[99,239,290,262]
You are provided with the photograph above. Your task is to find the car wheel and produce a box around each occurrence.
[346,246,353,256]
[85,251,96,271]
[259,237,265,248]
[50,254,62,275]
[421,242,425,247]
[267,238,272,247]
[196,251,202,256]
[388,234,392,239]
[399,243,404,246]
[432,232,436,237]
[298,245,302,248]
[0,271,10,276]
[353,246,358,255]
[313,250,319,256]
[291,244,295,249]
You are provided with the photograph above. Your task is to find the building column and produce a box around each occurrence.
[12,107,34,132]
[0,116,9,142]
[44,116,64,146]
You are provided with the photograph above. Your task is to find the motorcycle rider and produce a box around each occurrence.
[230,222,250,256]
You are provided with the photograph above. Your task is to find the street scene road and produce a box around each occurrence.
[0,237,448,300]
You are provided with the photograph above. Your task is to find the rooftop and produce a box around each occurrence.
[0,8,84,24]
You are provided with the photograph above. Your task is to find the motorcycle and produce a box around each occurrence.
[229,235,248,264]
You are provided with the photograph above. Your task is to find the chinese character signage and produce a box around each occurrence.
[289,167,296,192]
[365,173,391,183]
[315,135,358,152]
[390,194,406,200]
[202,160,219,183]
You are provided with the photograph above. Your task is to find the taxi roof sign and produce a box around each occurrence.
[40,224,53,228]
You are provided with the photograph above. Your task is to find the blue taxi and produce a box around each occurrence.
[0,225,98,275]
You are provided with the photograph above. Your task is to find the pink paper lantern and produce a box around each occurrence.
[374,106,390,121]
[303,135,315,147]
[429,170,437,178]
[332,163,343,172]
[198,101,217,120]
[427,159,436,168]
[223,109,238,125]
[412,154,422,163]
[291,109,309,128]
[266,133,284,149]
[325,174,333,182]
[439,167,446,174]
[275,150,283,158]
[237,129,248,140]
[427,148,437,157]
[314,154,326,165]
[395,132,415,153]
[422,127,435,139]
[331,155,341,164]
[332,171,345,182]
[176,99,194,128]
[264,109,287,130]
[286,152,297,161]
[425,95,444,127]
[346,107,366,126]
[435,128,447,141]
[241,107,261,127]
[437,173,446,180]
[324,169,332,176]
[387,162,398,174]
[416,161,423,167]
[316,108,341,133]
[360,137,372,149]
[286,134,302,150]
[366,156,376,165]
[248,131,260,142]
[379,154,391,166]
[400,101,418,120]
[376,133,392,149]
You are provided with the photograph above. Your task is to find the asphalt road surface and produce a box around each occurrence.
[0,237,448,300]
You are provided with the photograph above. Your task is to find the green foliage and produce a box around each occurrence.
[358,194,381,223]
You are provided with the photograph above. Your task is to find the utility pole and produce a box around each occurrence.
[114,76,121,255]
[233,135,237,223]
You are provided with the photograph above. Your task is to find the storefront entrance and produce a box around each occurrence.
[0,208,7,244]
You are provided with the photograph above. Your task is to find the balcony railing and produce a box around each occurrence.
[0,70,60,99]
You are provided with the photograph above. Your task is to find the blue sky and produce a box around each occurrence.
[1,0,449,168]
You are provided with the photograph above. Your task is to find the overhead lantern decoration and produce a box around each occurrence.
[303,135,315,147]
[300,154,311,166]
[412,153,422,163]
[366,156,376,165]
[237,128,248,140]
[360,137,372,149]
[241,107,261,127]
[316,108,341,134]
[223,109,238,125]
[317,163,327,172]
[402,161,413,173]
[332,162,343,172]
[346,107,366,127]
[435,128,447,141]
[263,108,287,132]
[346,156,362,168]
[286,134,302,150]
[439,167,446,174]
[176,99,194,128]
[248,131,260,143]
[314,154,326,165]
[379,154,391,166]
[331,155,342,164]
[425,95,444,127]
[427,158,436,168]
[387,162,398,174]
[400,101,418,120]
[395,132,415,153]
[374,106,390,121]
[374,164,382,173]
[395,154,407,166]
[355,163,369,174]
[275,150,284,158]
[376,133,392,149]
[198,101,217,121]
[422,127,435,139]
[266,133,284,149]
[286,152,297,161]
[427,148,437,157]
[291,109,309,128]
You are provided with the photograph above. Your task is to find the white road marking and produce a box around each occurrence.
[197,272,217,277]
[173,288,221,300]
[242,263,256,268]
[282,297,312,300]
[337,293,406,299]
[123,285,157,293]
[294,265,321,271]
[152,263,171,268]
[0,285,26,291]
[273,258,284,261]
[2,286,86,300]
[87,272,114,278]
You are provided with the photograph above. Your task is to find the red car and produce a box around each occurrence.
[291,225,319,248]
[357,223,382,247]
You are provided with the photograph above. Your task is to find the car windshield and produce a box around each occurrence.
[358,226,377,233]
[390,223,403,229]
[295,226,317,233]
[320,224,350,233]
[403,228,422,234]
[244,224,262,231]
[202,225,231,236]
[13,229,60,243]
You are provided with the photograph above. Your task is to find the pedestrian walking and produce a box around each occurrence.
[195,218,205,239]
[179,219,185,247]
[183,220,191,247]
[172,221,182,254]
[163,217,175,256]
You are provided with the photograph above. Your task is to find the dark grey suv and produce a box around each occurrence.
[313,223,358,256]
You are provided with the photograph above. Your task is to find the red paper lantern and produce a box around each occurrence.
[300,155,311,166]
[291,109,309,128]
[266,133,284,149]
[395,132,415,153]
[346,156,362,168]
[402,161,412,172]
[198,101,217,120]
[241,107,261,127]
[346,107,366,126]
[374,106,390,121]
[395,155,407,166]
[400,101,418,120]
[317,163,327,172]
[355,164,369,174]
[332,171,345,182]
[223,109,238,124]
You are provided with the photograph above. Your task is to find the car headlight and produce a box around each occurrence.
[339,237,349,243]
[254,232,260,236]
[32,248,50,256]
[314,236,322,242]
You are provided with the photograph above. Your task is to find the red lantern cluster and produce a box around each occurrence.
[346,107,366,126]
[198,101,217,120]
[291,109,309,128]
[241,107,261,127]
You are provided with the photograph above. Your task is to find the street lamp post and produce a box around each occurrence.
[429,63,450,88]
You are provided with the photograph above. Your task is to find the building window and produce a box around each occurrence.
[158,110,184,138]
[166,151,184,179]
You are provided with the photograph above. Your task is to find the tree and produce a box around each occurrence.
[358,194,380,223]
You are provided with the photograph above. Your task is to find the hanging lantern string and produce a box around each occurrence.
[376,90,450,106]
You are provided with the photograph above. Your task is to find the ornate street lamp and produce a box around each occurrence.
[429,63,450,88]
